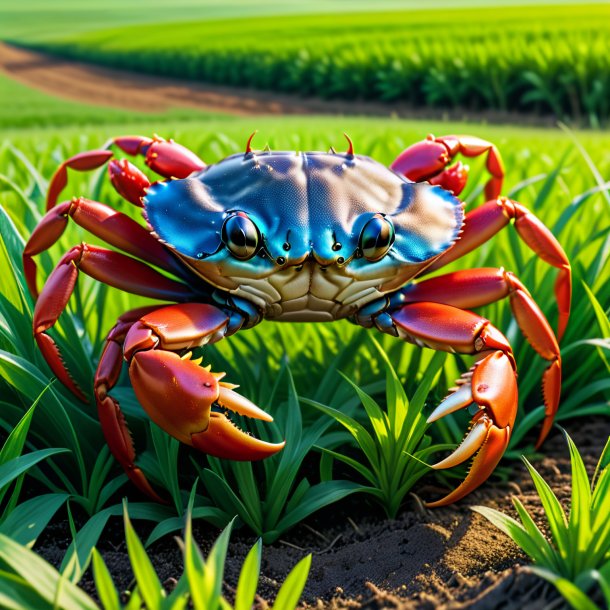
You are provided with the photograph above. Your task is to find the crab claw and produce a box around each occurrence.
[425,351,517,507]
[129,349,284,461]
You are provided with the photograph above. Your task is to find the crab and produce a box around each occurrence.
[23,132,571,506]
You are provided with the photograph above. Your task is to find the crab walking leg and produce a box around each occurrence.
[47,135,206,209]
[378,302,518,507]
[112,135,206,179]
[24,197,186,298]
[95,306,167,501]
[46,150,114,210]
[122,303,285,464]
[390,134,504,199]
[403,268,561,446]
[423,197,571,341]
[33,244,193,401]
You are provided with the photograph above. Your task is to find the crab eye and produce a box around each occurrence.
[359,214,395,262]
[222,213,260,260]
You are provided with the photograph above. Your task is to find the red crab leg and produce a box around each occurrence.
[95,306,167,500]
[24,197,183,298]
[423,197,571,341]
[113,135,206,179]
[387,302,518,507]
[390,134,504,199]
[122,303,284,466]
[34,244,193,401]
[47,150,114,210]
[404,268,561,446]
[46,135,205,209]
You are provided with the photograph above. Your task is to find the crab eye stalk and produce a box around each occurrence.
[222,213,260,260]
[359,214,395,262]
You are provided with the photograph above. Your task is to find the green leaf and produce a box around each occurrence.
[0,448,69,491]
[272,553,312,610]
[511,497,559,570]
[0,570,53,610]
[275,481,361,533]
[582,282,610,339]
[123,501,165,609]
[530,567,601,610]
[0,381,52,467]
[472,505,543,563]
[91,548,120,610]
[302,398,379,468]
[0,533,98,610]
[592,436,610,490]
[522,457,569,561]
[61,502,173,583]
[235,539,262,610]
[0,493,69,547]
[565,432,592,576]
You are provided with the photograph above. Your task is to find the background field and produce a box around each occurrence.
[3,0,607,41]
[12,4,609,126]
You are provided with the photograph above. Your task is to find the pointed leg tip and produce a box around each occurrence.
[128,466,168,503]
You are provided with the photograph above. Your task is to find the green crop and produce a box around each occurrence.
[18,4,610,125]
[0,384,70,546]
[0,498,311,610]
[473,433,610,610]
[305,345,452,518]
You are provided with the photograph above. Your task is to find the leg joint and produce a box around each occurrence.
[123,323,158,362]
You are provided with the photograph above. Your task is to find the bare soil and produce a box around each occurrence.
[0,42,560,125]
[35,418,610,609]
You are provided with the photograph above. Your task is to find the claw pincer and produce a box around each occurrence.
[425,351,517,507]
[122,304,284,462]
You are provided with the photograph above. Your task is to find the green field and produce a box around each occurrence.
[3,0,605,42]
[16,4,609,126]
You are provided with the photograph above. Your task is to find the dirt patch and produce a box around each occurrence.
[0,42,561,125]
[33,418,610,609]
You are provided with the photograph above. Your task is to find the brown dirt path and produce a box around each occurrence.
[0,42,559,124]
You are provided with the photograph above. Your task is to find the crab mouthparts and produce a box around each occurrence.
[192,383,285,461]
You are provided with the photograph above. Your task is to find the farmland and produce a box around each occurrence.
[13,4,610,125]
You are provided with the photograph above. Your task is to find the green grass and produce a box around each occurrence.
[474,433,610,610]
[16,4,610,125]
[3,0,602,43]
[0,500,311,609]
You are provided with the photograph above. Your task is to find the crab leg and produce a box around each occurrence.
[23,197,185,298]
[390,134,504,199]
[33,243,193,400]
[382,302,518,507]
[122,303,284,465]
[403,267,561,446]
[424,197,571,340]
[47,135,206,209]
[95,306,167,500]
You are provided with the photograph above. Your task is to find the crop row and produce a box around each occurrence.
[14,5,610,126]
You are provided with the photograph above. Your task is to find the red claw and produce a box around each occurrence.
[390,134,504,200]
[429,161,469,195]
[108,159,150,206]
[425,351,517,507]
[144,138,206,178]
[390,137,449,182]
[128,349,284,461]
